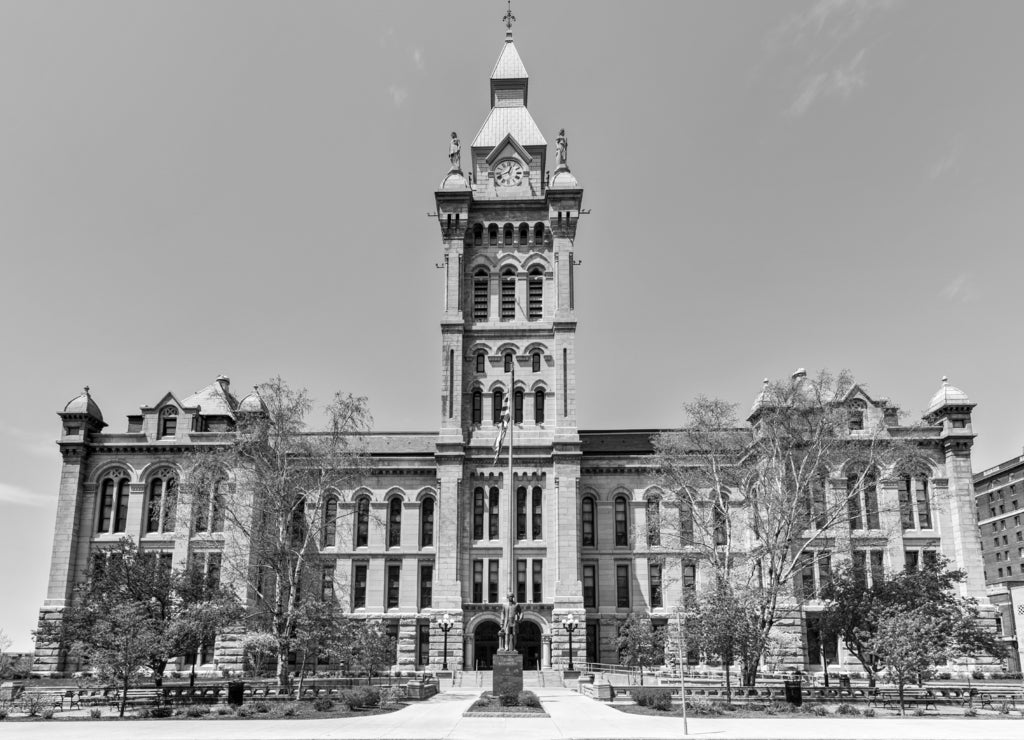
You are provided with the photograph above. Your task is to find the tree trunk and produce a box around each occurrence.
[297,654,308,697]
[725,661,732,704]
[898,680,905,716]
[639,665,644,687]
[276,646,291,688]
[190,663,197,689]
[120,673,128,718]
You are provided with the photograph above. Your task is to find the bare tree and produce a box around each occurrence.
[653,369,928,685]
[180,377,371,686]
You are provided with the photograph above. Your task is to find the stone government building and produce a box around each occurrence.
[34,23,994,676]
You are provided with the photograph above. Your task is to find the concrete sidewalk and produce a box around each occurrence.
[1,687,1021,739]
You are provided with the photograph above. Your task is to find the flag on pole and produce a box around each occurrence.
[493,401,511,464]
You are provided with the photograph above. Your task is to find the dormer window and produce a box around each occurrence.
[65,425,80,436]
[160,406,178,438]
[847,400,866,431]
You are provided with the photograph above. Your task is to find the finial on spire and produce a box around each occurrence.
[941,375,949,385]
[84,385,90,395]
[503,0,516,40]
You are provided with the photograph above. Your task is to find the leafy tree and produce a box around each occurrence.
[654,370,926,685]
[689,582,764,702]
[820,558,1004,688]
[242,632,280,677]
[868,607,947,714]
[0,628,13,678]
[181,377,371,686]
[615,613,665,686]
[291,597,353,692]
[347,621,397,676]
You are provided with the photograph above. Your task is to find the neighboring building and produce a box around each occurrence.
[973,453,1024,673]
[33,21,997,678]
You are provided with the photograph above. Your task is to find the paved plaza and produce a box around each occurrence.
[1,687,1022,740]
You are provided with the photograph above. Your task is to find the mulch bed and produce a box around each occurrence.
[463,691,548,718]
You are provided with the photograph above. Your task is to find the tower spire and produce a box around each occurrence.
[503,0,516,41]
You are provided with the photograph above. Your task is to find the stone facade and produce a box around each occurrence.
[33,26,996,679]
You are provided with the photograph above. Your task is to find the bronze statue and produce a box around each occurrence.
[499,592,523,652]
[555,128,567,168]
[449,131,461,171]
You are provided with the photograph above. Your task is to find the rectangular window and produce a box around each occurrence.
[649,563,663,608]
[473,489,484,540]
[583,564,597,607]
[516,488,527,540]
[386,564,401,609]
[472,560,483,603]
[113,487,129,533]
[616,564,630,608]
[98,482,114,533]
[915,479,932,529]
[904,550,919,570]
[534,390,545,424]
[532,560,543,603]
[870,550,884,587]
[683,563,696,590]
[516,559,527,603]
[806,614,838,666]
[582,498,595,547]
[353,563,367,609]
[419,563,433,609]
[160,417,177,437]
[532,488,542,540]
[514,390,524,423]
[488,560,499,603]
[417,623,430,667]
[585,623,599,664]
[321,563,335,600]
[488,488,499,540]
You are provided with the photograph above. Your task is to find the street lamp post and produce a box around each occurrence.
[561,613,579,672]
[438,612,455,671]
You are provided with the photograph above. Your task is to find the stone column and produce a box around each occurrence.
[542,633,552,668]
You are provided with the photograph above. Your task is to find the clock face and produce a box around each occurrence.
[494,159,525,187]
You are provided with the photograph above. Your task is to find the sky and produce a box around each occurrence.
[1,0,1023,651]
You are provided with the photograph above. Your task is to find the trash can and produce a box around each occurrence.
[839,674,851,689]
[227,680,245,706]
[783,679,803,706]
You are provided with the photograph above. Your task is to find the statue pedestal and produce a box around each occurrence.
[493,650,523,698]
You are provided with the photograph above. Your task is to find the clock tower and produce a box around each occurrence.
[432,15,586,670]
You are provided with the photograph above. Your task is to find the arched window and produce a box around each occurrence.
[492,388,505,424]
[473,269,489,320]
[516,486,527,540]
[290,497,306,547]
[159,406,178,438]
[355,496,370,547]
[847,468,879,530]
[488,224,498,245]
[97,472,130,534]
[614,495,629,546]
[581,496,596,547]
[323,494,338,547]
[534,389,545,424]
[519,223,529,243]
[898,473,932,530]
[471,390,483,424]
[503,224,513,245]
[475,352,486,373]
[532,486,542,540]
[504,353,513,373]
[528,268,543,320]
[534,223,544,242]
[473,224,483,246]
[676,491,694,546]
[514,389,524,423]
[473,487,485,540]
[848,399,866,431]
[387,497,402,548]
[500,269,516,320]
[646,498,661,547]
[532,352,541,372]
[420,496,435,547]
[488,487,500,539]
[146,475,177,534]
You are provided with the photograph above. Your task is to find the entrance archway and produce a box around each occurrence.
[519,621,542,670]
[474,620,500,670]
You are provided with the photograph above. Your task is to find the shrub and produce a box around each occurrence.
[149,706,173,718]
[517,691,541,709]
[21,695,45,717]
[998,702,1011,715]
[863,708,875,717]
[185,705,207,718]
[313,697,334,712]
[41,709,55,720]
[338,689,359,710]
[811,705,829,717]
[379,686,404,709]
[499,693,519,707]
[281,703,299,717]
[135,706,152,719]
[89,708,102,719]
[632,687,672,710]
[963,708,977,717]
[912,708,925,717]
[836,703,861,716]
[935,672,951,680]
[235,706,252,717]
[687,699,723,716]
[0,708,7,720]
[251,701,271,714]
[971,671,984,680]
[215,706,232,716]
[352,686,379,708]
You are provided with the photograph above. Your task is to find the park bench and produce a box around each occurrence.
[974,689,1022,711]
[872,688,938,711]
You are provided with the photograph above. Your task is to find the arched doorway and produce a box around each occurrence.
[519,621,542,670]
[474,620,500,670]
